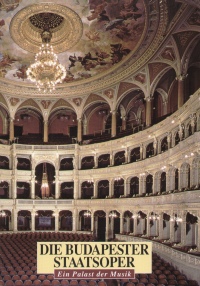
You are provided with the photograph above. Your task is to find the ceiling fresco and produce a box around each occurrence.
[0,0,146,84]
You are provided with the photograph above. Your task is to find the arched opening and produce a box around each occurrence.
[123,211,133,234]
[81,156,94,170]
[146,174,153,194]
[17,157,31,170]
[130,147,140,162]
[59,210,73,231]
[108,210,120,240]
[49,109,77,144]
[0,210,11,231]
[60,158,73,170]
[0,156,9,169]
[60,182,74,199]
[0,181,9,199]
[146,142,154,158]
[161,136,168,152]
[35,163,55,199]
[114,151,125,166]
[130,177,139,196]
[17,182,30,199]
[35,210,55,231]
[79,210,91,231]
[81,181,94,199]
[15,108,43,144]
[98,154,110,168]
[94,210,106,241]
[160,172,166,193]
[114,178,124,198]
[98,180,109,199]
[17,210,31,231]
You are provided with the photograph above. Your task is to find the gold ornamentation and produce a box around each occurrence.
[9,3,83,54]
[104,89,114,99]
[135,74,146,84]
[41,100,52,109]
[85,94,105,107]
[73,98,82,106]
[9,97,20,106]
[18,98,41,111]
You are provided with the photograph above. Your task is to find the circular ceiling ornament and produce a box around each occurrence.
[29,13,64,31]
[9,3,83,54]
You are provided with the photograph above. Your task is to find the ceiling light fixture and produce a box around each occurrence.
[26,30,66,93]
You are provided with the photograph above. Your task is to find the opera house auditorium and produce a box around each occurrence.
[0,0,200,285]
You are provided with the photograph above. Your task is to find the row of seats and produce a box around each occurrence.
[0,233,199,286]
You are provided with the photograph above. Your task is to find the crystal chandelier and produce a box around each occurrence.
[26,30,66,93]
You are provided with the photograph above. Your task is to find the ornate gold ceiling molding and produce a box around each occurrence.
[9,3,83,54]
[0,0,189,98]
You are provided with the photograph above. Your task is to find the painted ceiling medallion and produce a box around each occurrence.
[9,3,83,54]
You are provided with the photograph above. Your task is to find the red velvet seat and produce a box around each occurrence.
[15,280,24,286]
[52,280,61,285]
[61,280,69,285]
[32,280,42,285]
[42,280,51,285]
[5,281,15,286]
[24,280,33,286]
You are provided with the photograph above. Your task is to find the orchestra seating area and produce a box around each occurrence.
[0,233,199,286]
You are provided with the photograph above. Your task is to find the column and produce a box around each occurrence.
[133,216,138,235]
[91,212,94,232]
[83,118,87,135]
[55,179,59,199]
[11,176,17,199]
[54,210,59,232]
[126,218,130,233]
[197,220,200,252]
[93,181,98,198]
[31,211,35,231]
[110,153,114,166]
[43,120,48,143]
[146,215,151,237]
[111,111,117,137]
[77,118,82,143]
[152,174,156,194]
[94,154,98,168]
[8,213,12,231]
[167,133,171,149]
[3,116,8,134]
[105,212,109,241]
[31,158,35,199]
[153,138,157,155]
[73,209,78,232]
[9,117,14,142]
[31,177,35,199]
[120,212,124,234]
[10,210,15,231]
[140,144,143,160]
[74,178,79,199]
[177,74,186,109]
[181,212,187,245]
[127,149,130,163]
[8,181,11,199]
[109,180,114,197]
[122,116,126,131]
[13,209,17,232]
[169,211,175,242]
[124,178,130,197]
[139,176,143,195]
[166,171,170,193]
[145,97,152,127]
[158,213,164,239]
[143,145,146,160]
